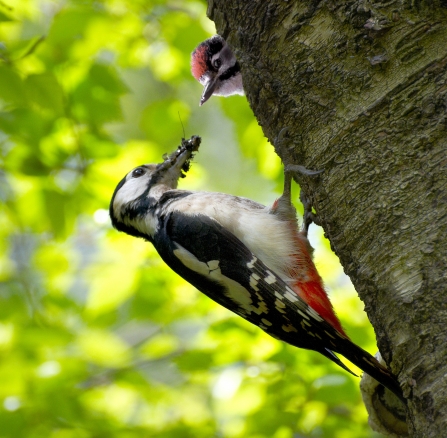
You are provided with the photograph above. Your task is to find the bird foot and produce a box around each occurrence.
[300,190,321,237]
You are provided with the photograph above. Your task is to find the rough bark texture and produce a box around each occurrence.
[207,0,447,436]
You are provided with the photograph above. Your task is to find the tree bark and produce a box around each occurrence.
[207,0,447,436]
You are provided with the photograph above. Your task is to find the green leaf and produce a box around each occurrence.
[0,108,53,147]
[90,64,128,94]
[71,64,128,125]
[0,65,25,105]
[175,350,214,371]
[46,8,98,48]
[25,73,65,116]
[0,10,13,22]
[42,188,74,238]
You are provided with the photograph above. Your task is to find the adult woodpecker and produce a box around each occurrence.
[109,136,404,402]
[191,35,244,105]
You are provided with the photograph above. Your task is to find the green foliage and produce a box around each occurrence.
[0,1,383,436]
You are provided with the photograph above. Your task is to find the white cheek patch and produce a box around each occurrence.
[207,260,220,272]
[173,243,268,316]
[113,175,150,218]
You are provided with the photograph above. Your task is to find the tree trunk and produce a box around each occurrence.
[207,0,447,436]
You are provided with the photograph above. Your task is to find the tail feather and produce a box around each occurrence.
[332,338,405,403]
[322,348,358,376]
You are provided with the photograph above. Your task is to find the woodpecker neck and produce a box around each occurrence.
[148,184,174,201]
[112,183,198,241]
[121,180,186,233]
[214,68,244,97]
[111,190,159,241]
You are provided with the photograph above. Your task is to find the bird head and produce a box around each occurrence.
[191,35,244,105]
[110,136,201,238]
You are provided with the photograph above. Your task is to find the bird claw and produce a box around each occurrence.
[275,127,323,234]
[285,164,324,177]
[284,156,323,234]
[275,127,290,146]
[275,128,324,177]
[300,190,321,237]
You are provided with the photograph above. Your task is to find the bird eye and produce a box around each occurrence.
[132,167,145,178]
[213,58,222,69]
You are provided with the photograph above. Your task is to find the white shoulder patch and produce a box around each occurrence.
[170,192,298,283]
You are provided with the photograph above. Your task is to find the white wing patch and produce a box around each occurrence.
[297,309,310,320]
[207,259,220,271]
[246,256,257,269]
[264,271,276,284]
[173,243,268,316]
[275,299,286,314]
[324,330,336,339]
[284,290,299,303]
[249,273,260,291]
[306,307,324,322]
[282,324,298,333]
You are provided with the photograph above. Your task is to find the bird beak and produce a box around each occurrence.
[171,136,200,170]
[155,136,201,186]
[200,76,218,106]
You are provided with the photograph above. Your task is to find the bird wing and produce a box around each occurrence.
[151,211,403,400]
[153,212,351,365]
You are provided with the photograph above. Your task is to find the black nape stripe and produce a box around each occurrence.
[219,62,241,81]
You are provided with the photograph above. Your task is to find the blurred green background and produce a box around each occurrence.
[0,1,383,437]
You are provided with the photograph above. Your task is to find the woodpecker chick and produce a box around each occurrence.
[191,38,323,231]
[191,35,244,105]
[109,137,404,403]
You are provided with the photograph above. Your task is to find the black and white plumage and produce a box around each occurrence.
[109,136,404,403]
[191,35,244,105]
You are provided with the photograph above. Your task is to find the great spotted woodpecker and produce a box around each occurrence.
[109,136,404,402]
[191,35,244,105]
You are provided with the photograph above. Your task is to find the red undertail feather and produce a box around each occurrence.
[293,280,347,336]
[289,230,348,337]
[270,199,347,337]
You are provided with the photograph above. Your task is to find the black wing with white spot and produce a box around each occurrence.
[153,211,403,401]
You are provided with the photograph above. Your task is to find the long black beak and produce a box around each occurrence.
[200,77,218,106]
